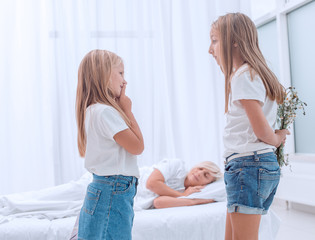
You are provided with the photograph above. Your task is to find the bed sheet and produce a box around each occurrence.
[0,202,280,240]
[0,216,76,240]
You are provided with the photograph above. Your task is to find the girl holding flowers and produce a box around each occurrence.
[209,13,290,240]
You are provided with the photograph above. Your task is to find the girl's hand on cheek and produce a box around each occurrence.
[117,84,132,113]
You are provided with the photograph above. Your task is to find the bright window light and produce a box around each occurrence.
[250,0,277,20]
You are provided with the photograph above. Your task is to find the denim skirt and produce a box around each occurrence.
[78,174,138,240]
[224,151,280,215]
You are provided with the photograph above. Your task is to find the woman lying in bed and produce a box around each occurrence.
[70,159,223,239]
[134,158,223,209]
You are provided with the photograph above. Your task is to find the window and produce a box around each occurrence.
[257,20,279,78]
[254,0,315,207]
[255,0,315,157]
[250,0,276,19]
[287,0,315,153]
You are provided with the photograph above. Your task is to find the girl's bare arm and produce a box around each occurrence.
[114,85,144,155]
[240,99,290,147]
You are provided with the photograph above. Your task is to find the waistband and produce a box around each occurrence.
[93,174,137,182]
[225,148,274,164]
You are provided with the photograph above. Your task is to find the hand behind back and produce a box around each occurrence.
[275,129,290,147]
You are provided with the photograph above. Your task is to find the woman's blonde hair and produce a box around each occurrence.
[193,161,223,181]
[212,12,285,113]
[76,49,131,157]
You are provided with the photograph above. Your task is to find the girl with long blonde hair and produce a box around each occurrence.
[209,13,289,240]
[76,49,144,239]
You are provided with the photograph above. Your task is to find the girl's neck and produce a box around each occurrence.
[233,61,246,73]
[233,54,246,71]
[230,60,246,80]
[232,47,246,72]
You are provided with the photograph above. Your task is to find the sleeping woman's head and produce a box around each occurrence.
[184,161,223,187]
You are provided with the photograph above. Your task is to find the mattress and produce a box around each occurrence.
[0,202,280,240]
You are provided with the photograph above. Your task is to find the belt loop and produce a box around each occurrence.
[253,151,259,161]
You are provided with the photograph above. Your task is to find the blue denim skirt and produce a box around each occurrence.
[224,151,280,215]
[78,174,138,240]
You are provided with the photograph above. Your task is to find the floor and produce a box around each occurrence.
[271,202,315,240]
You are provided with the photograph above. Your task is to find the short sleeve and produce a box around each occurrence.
[98,107,128,139]
[153,158,185,181]
[231,70,266,105]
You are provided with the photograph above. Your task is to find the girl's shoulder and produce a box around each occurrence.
[88,103,116,114]
[86,103,121,123]
[233,64,261,84]
[87,103,127,134]
[230,64,266,102]
[234,64,250,78]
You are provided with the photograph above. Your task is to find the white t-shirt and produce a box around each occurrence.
[134,158,187,210]
[223,64,277,158]
[84,103,139,178]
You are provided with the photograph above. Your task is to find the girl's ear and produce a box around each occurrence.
[233,42,238,48]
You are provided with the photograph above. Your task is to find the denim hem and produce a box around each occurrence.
[227,204,268,215]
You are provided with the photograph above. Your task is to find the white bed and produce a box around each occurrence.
[0,167,281,240]
[0,202,280,240]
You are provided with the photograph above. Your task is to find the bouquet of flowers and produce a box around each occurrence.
[276,87,307,167]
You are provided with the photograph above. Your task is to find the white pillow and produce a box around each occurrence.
[179,178,226,202]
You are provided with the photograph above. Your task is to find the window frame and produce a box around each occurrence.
[254,0,315,163]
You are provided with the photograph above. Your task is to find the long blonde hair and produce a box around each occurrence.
[76,49,131,157]
[212,13,285,113]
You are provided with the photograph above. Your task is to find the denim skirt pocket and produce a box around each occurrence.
[114,177,134,195]
[224,163,243,193]
[258,168,280,199]
[83,185,101,215]
[116,182,130,192]
[225,160,242,172]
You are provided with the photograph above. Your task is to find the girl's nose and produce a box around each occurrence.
[208,46,213,55]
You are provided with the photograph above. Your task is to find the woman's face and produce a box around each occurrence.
[110,62,127,98]
[186,167,215,187]
[208,28,221,66]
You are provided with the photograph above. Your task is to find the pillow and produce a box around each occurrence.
[179,178,226,202]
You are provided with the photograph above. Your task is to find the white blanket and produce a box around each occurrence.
[0,173,92,223]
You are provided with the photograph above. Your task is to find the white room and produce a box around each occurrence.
[0,0,314,239]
